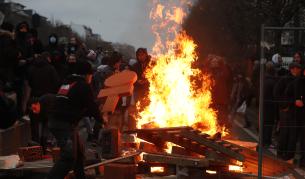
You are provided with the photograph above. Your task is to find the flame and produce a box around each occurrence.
[150,166,165,173]
[136,0,223,137]
[229,161,244,172]
[206,170,217,174]
[228,165,243,173]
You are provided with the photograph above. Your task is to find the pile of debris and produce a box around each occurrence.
[94,126,295,179]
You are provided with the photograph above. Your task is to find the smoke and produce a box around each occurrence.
[183,0,257,61]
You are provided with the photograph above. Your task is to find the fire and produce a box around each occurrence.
[229,161,244,172]
[150,166,165,173]
[206,170,217,175]
[136,0,223,136]
[228,165,243,173]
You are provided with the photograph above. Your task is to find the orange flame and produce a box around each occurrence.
[150,166,165,173]
[228,165,244,172]
[136,0,223,136]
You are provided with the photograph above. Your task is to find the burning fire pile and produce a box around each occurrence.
[136,0,224,136]
[117,1,292,178]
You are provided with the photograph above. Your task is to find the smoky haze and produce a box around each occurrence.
[12,0,155,50]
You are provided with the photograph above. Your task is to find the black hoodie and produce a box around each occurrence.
[48,75,100,129]
[15,21,31,58]
[26,57,60,97]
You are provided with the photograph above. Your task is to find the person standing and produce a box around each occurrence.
[47,60,100,179]
[262,62,277,147]
[275,62,303,160]
[284,67,305,166]
[24,53,60,151]
[208,56,233,129]
[129,48,151,105]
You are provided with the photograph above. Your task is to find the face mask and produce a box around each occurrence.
[50,36,57,44]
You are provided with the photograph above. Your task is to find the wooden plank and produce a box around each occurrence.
[138,142,159,153]
[143,153,210,167]
[102,95,120,113]
[136,133,166,150]
[68,152,141,174]
[225,140,257,151]
[240,148,293,176]
[98,84,134,98]
[160,133,230,164]
[104,70,137,87]
[123,126,192,134]
[180,129,245,162]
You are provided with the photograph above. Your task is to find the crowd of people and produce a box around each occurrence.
[227,51,305,168]
[1,19,305,177]
[0,21,151,178]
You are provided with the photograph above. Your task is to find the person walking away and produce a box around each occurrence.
[47,60,100,179]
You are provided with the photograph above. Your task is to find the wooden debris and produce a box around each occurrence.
[104,70,137,87]
[101,95,120,113]
[143,153,209,168]
[180,129,245,162]
[98,84,134,98]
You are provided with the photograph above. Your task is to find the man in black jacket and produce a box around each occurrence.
[24,53,60,150]
[284,68,305,167]
[129,48,150,104]
[275,62,302,160]
[47,60,100,179]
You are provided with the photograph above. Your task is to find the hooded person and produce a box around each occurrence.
[276,62,303,160]
[23,52,60,149]
[46,33,67,82]
[47,59,100,179]
[15,21,31,59]
[27,28,44,57]
[66,36,87,58]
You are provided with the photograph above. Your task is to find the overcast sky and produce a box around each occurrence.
[12,0,155,49]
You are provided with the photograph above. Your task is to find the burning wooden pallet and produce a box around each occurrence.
[124,126,294,177]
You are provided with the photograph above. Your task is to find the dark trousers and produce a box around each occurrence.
[277,111,298,160]
[29,112,40,143]
[47,128,86,179]
[29,110,48,153]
